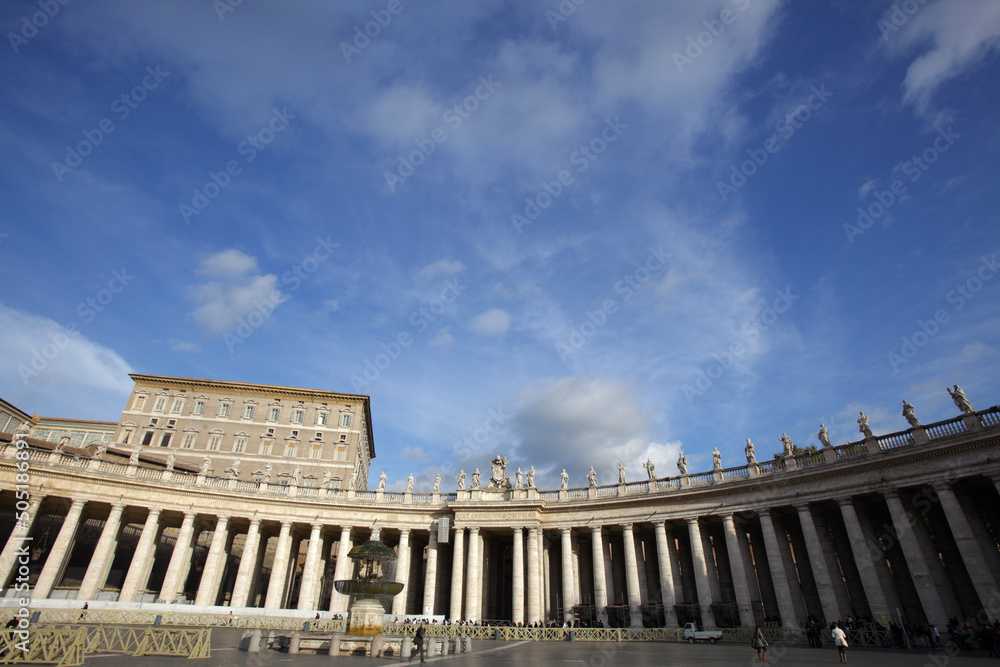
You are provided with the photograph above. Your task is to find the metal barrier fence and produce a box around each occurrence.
[0,628,86,667]
[41,625,211,659]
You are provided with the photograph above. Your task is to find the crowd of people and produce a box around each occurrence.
[802,613,1000,656]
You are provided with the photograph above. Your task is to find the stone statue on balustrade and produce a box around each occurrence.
[587,467,598,487]
[129,446,142,465]
[377,471,387,491]
[488,455,511,490]
[818,424,831,448]
[200,456,213,475]
[94,443,108,459]
[643,458,656,480]
[433,474,441,492]
[322,469,333,489]
[348,468,357,489]
[618,462,627,484]
[677,453,688,476]
[472,468,481,489]
[780,433,794,457]
[948,385,975,414]
[405,474,414,492]
[527,466,535,488]
[165,450,176,471]
[745,438,757,466]
[514,468,523,489]
[291,466,302,486]
[456,470,466,490]
[712,447,722,471]
[857,412,873,438]
[264,463,273,484]
[225,459,241,480]
[902,400,922,428]
[560,469,569,489]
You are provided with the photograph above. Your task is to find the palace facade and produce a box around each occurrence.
[0,378,998,631]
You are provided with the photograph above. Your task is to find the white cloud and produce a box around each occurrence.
[187,249,288,334]
[509,375,677,487]
[429,327,455,347]
[470,308,511,336]
[415,259,465,282]
[893,0,1000,112]
[168,339,202,354]
[319,299,340,315]
[0,303,133,418]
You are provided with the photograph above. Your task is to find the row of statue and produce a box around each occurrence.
[103,385,977,493]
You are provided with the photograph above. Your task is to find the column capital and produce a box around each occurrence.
[881,488,901,501]
[795,503,813,514]
[248,517,261,526]
[835,497,854,508]
[469,526,480,535]
[589,524,603,534]
[930,480,952,493]
[399,527,411,538]
[756,508,772,518]
[620,522,634,532]
[721,512,736,523]
[310,522,323,531]
[685,517,699,526]
[560,526,572,536]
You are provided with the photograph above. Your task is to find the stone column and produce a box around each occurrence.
[757,510,798,628]
[264,521,293,610]
[449,527,464,621]
[653,522,678,626]
[231,519,262,608]
[542,534,550,619]
[422,524,439,616]
[621,523,644,628]
[560,527,575,621]
[685,518,716,628]
[933,482,1000,600]
[393,529,412,615]
[883,490,947,628]
[837,499,889,620]
[33,499,87,598]
[590,526,609,626]
[722,514,754,626]
[195,515,230,606]
[526,527,541,624]
[296,523,324,611]
[512,527,525,625]
[465,527,481,622]
[0,494,45,590]
[119,509,162,603]
[329,526,353,613]
[794,505,840,624]
[159,512,196,603]
[77,503,125,600]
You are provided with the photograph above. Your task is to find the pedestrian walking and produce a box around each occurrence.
[831,622,849,663]
[752,624,769,662]
[409,622,425,663]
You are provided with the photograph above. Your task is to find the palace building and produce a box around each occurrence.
[0,376,998,631]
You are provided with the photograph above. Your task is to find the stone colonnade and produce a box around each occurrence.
[2,473,999,629]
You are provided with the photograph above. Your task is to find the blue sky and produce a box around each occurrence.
[2,0,999,491]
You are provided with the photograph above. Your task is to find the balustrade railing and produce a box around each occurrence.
[924,417,967,439]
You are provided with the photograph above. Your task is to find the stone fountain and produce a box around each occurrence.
[334,524,404,639]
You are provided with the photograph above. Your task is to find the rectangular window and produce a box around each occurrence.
[315,432,322,441]
[266,427,274,435]
[339,434,346,442]
[217,403,231,417]
[153,397,167,412]
[141,431,154,447]
[261,440,272,456]
[207,435,221,451]
[267,407,280,421]
[182,434,196,449]
[242,405,255,419]
[292,409,304,424]
[233,436,247,453]
[339,414,352,428]
[291,430,299,438]
[167,419,176,428]
[285,444,297,457]
[159,433,172,447]
[315,412,328,425]
[335,447,346,461]
[193,400,206,415]
[122,429,133,444]
[133,395,146,410]
[310,446,321,459]
[171,398,184,413]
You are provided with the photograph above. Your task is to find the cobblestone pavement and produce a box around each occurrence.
[81,628,996,666]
